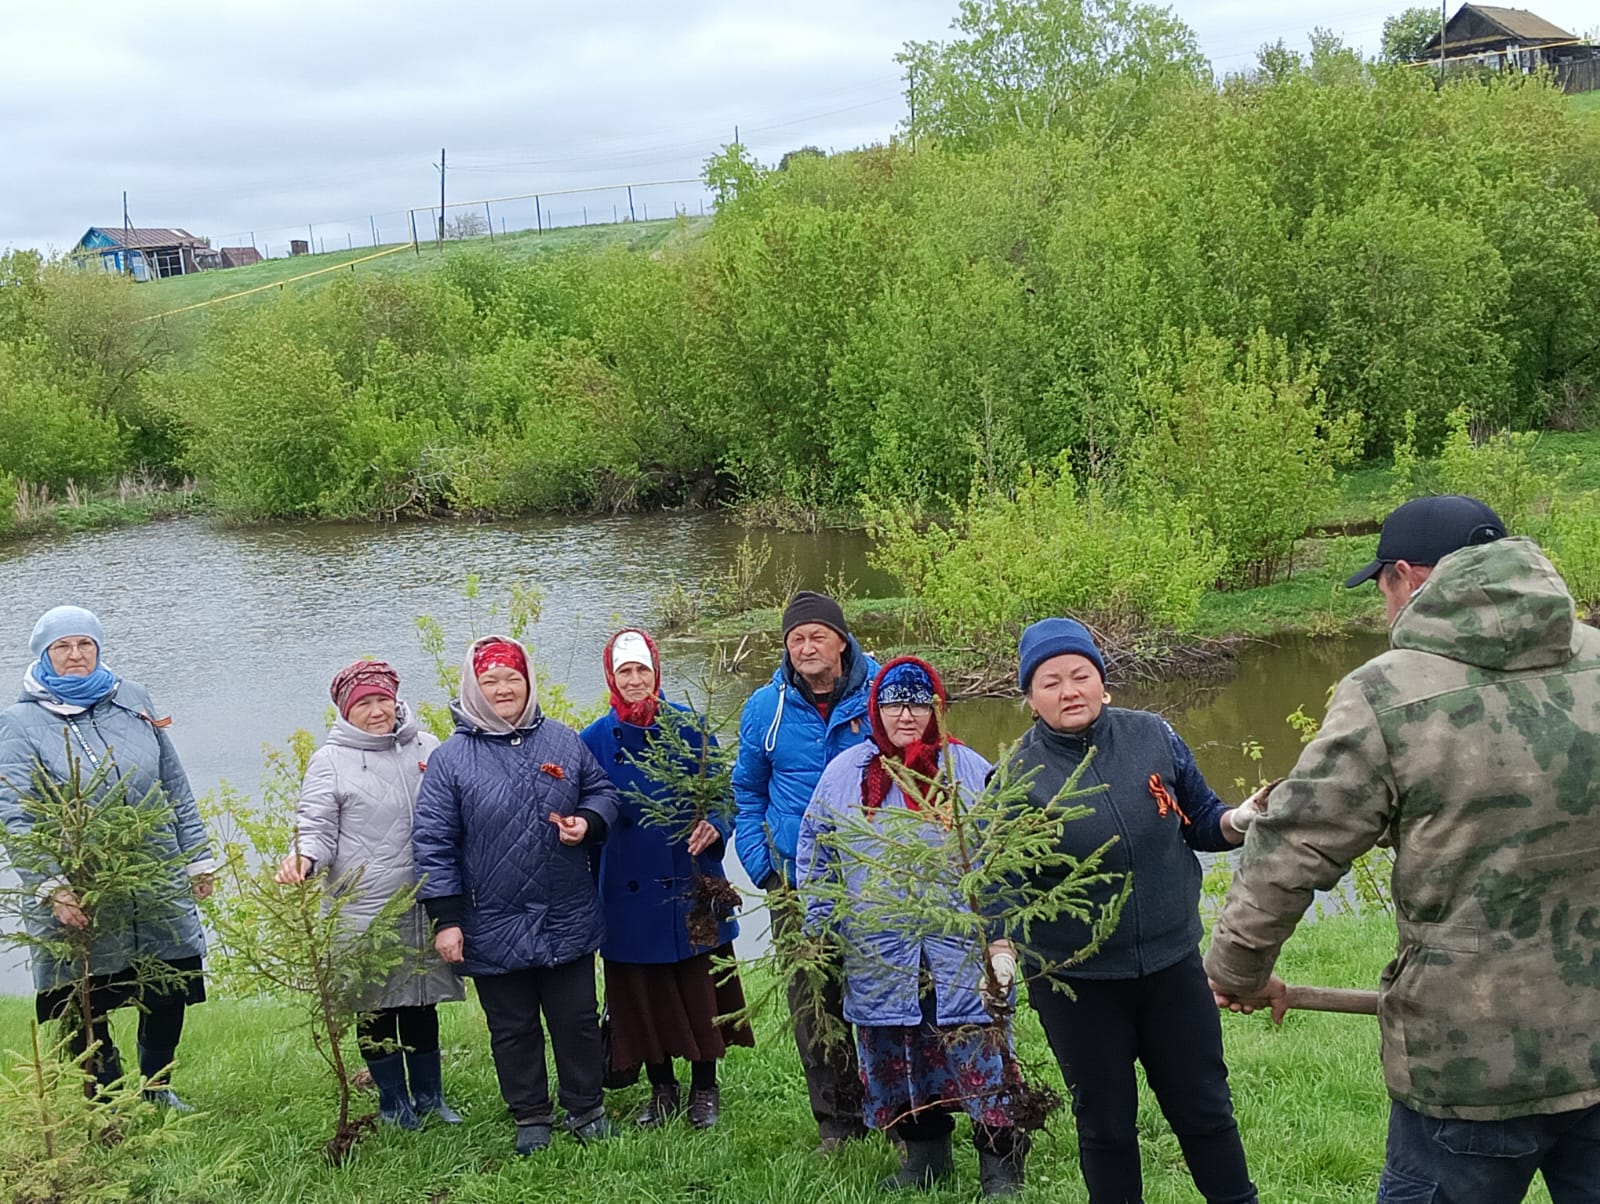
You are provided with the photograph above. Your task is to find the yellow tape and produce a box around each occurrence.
[137,244,413,322]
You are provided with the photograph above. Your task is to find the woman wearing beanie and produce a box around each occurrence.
[0,606,215,1107]
[275,660,465,1129]
[1006,618,1259,1204]
[579,629,753,1129]
[411,636,621,1156]
[797,657,1026,1197]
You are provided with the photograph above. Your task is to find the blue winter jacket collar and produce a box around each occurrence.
[447,697,545,739]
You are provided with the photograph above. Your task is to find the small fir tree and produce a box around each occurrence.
[618,677,742,947]
[0,733,197,1093]
[744,721,1128,1133]
[202,732,417,1165]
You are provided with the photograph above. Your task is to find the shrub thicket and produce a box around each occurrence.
[3,12,1598,529]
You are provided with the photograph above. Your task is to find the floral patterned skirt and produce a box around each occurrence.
[856,1018,1014,1132]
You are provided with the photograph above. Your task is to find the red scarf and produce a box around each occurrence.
[862,656,959,812]
[604,628,662,727]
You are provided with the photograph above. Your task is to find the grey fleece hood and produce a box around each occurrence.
[451,635,541,734]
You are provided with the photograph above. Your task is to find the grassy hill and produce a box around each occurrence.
[138,217,706,319]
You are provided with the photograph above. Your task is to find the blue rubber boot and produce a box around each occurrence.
[406,1049,461,1123]
[365,1053,421,1131]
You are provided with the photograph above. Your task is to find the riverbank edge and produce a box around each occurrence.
[0,908,1398,1203]
[676,559,1392,699]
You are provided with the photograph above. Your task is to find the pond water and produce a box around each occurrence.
[0,515,1387,994]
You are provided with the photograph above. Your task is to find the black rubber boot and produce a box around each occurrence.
[137,1044,193,1112]
[365,1053,421,1130]
[406,1049,461,1123]
[879,1135,955,1190]
[978,1146,1026,1197]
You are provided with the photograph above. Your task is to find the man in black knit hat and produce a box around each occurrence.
[733,591,880,1150]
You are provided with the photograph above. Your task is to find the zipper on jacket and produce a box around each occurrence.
[1073,747,1140,972]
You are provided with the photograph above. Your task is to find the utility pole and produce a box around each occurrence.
[122,191,131,275]
[434,147,446,245]
[1438,0,1447,84]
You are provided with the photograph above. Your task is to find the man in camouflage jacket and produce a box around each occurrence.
[1205,495,1600,1203]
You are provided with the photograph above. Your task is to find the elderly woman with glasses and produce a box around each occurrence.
[797,656,1026,1198]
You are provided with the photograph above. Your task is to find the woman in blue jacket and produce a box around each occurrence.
[411,635,620,1156]
[798,656,1025,1197]
[579,629,753,1130]
[1008,618,1257,1204]
[0,606,215,1108]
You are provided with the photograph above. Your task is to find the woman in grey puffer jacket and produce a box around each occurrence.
[276,660,465,1130]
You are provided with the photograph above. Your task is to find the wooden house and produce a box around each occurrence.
[71,227,209,281]
[1423,5,1599,92]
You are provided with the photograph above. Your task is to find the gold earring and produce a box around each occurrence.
[1102,692,1112,705]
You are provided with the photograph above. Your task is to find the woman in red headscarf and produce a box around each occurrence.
[411,636,622,1156]
[579,629,753,1130]
[276,660,466,1131]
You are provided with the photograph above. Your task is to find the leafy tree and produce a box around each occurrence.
[1126,328,1359,588]
[898,0,1207,150]
[1381,6,1440,63]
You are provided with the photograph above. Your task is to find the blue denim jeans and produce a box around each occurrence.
[1379,1098,1600,1203]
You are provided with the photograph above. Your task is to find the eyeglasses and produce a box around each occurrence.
[48,638,98,656]
[880,703,934,718]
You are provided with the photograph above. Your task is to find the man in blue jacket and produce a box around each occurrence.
[734,591,879,1150]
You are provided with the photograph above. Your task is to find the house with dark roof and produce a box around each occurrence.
[1423,5,1599,92]
[71,227,210,281]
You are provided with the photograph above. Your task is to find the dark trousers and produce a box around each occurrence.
[773,894,864,1139]
[67,998,186,1058]
[474,955,604,1127]
[357,1005,440,1061]
[1030,949,1257,1204]
[1380,1097,1600,1203]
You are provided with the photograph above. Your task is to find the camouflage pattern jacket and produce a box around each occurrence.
[1204,537,1600,1121]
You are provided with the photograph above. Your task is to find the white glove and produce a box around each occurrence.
[1227,778,1280,836]
[982,941,1016,1014]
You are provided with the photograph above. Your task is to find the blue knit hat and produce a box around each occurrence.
[1017,618,1106,691]
[29,606,105,657]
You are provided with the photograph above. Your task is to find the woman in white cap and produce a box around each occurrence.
[0,605,215,1107]
[579,629,752,1129]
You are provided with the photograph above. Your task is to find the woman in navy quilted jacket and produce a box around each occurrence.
[412,635,621,1156]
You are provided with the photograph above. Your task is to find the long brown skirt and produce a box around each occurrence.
[604,945,755,1073]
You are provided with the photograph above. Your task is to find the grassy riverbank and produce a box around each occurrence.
[0,910,1503,1204]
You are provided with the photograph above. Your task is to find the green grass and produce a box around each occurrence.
[136,218,706,316]
[1572,91,1600,122]
[4,911,1551,1203]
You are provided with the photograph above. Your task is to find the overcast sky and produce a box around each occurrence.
[3,1,1595,257]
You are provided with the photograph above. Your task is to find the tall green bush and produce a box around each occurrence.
[1126,329,1357,587]
[869,458,1223,649]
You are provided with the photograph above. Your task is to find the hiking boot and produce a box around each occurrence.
[570,1112,617,1145]
[136,1045,192,1111]
[686,1087,720,1129]
[635,1083,680,1128]
[515,1119,554,1155]
[879,1135,955,1190]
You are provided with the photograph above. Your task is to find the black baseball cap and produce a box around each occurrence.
[1344,495,1507,588]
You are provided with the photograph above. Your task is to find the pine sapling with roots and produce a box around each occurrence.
[0,732,199,1104]
[202,732,417,1165]
[620,677,741,949]
[752,718,1128,1137]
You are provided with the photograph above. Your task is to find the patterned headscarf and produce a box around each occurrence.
[472,639,528,681]
[863,656,957,812]
[329,660,400,720]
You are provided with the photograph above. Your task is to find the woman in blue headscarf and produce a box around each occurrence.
[0,606,215,1107]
